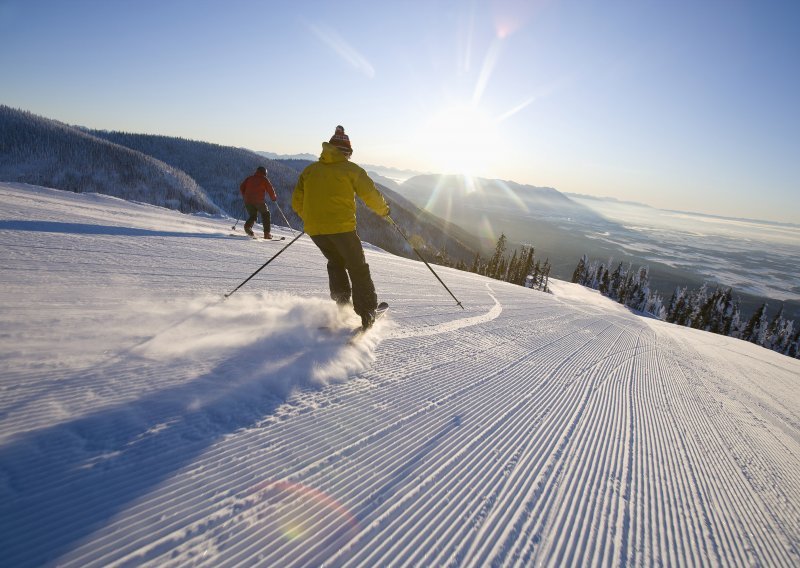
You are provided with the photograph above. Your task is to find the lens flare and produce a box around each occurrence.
[254,480,360,542]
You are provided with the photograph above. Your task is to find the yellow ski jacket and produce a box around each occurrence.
[292,142,389,236]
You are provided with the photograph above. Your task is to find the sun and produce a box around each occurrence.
[419,104,499,178]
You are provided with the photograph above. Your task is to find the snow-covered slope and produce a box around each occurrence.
[1,182,798,567]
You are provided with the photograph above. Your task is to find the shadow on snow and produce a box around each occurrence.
[0,316,367,566]
[0,220,233,239]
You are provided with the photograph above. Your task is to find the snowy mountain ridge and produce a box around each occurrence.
[0,105,478,267]
[1,182,799,567]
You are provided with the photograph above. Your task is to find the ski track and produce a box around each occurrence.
[1,183,799,567]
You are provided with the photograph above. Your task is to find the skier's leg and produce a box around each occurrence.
[310,234,352,305]
[243,204,258,236]
[332,231,377,319]
[257,203,272,237]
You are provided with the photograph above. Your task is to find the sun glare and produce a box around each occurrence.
[419,104,500,178]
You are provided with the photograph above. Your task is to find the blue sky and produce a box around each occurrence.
[1,0,798,224]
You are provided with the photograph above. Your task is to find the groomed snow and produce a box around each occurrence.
[1,182,798,567]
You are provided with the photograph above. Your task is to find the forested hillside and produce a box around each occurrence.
[0,105,219,214]
[89,130,304,229]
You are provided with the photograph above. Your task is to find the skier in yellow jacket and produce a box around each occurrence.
[292,125,390,330]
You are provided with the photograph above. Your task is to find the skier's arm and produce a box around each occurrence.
[354,171,389,217]
[239,179,247,198]
[265,178,277,202]
[291,175,305,219]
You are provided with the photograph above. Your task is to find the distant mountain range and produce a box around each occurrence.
[257,151,428,183]
[385,174,636,277]
[3,104,793,317]
[0,105,476,264]
[257,151,317,161]
[0,104,712,287]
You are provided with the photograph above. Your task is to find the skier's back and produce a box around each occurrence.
[292,125,389,329]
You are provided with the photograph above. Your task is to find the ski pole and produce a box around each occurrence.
[232,205,249,231]
[386,215,464,310]
[274,201,297,232]
[224,230,306,298]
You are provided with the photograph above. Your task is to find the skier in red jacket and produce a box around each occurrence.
[239,166,277,238]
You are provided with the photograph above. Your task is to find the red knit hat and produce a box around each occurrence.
[329,125,352,156]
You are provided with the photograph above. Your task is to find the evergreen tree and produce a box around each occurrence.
[669,288,691,326]
[506,249,518,283]
[532,260,541,289]
[729,302,743,338]
[742,303,768,345]
[609,263,624,300]
[666,287,681,321]
[628,266,650,311]
[572,255,588,284]
[646,291,665,319]
[698,288,722,333]
[497,257,508,281]
[520,246,535,286]
[487,233,507,279]
[618,267,635,306]
[766,305,785,350]
[470,252,482,275]
[687,284,709,329]
[774,319,794,354]
[787,326,800,358]
[541,259,551,292]
[719,289,735,336]
[598,264,610,295]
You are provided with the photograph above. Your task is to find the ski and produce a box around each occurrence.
[228,234,286,241]
[350,302,389,341]
[318,302,389,341]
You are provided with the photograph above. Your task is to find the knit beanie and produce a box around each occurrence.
[329,125,352,156]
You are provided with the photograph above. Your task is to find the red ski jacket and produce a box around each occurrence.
[240,173,277,205]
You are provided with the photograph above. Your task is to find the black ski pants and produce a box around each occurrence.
[244,202,271,235]
[310,231,377,317]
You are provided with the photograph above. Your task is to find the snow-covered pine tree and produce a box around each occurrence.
[687,284,709,329]
[672,288,692,326]
[698,288,722,333]
[541,259,551,292]
[609,263,624,301]
[787,326,800,358]
[629,266,650,312]
[532,260,542,289]
[741,303,768,345]
[519,246,535,286]
[572,255,588,284]
[599,265,611,295]
[717,288,736,336]
[766,305,786,350]
[487,233,507,279]
[774,319,794,355]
